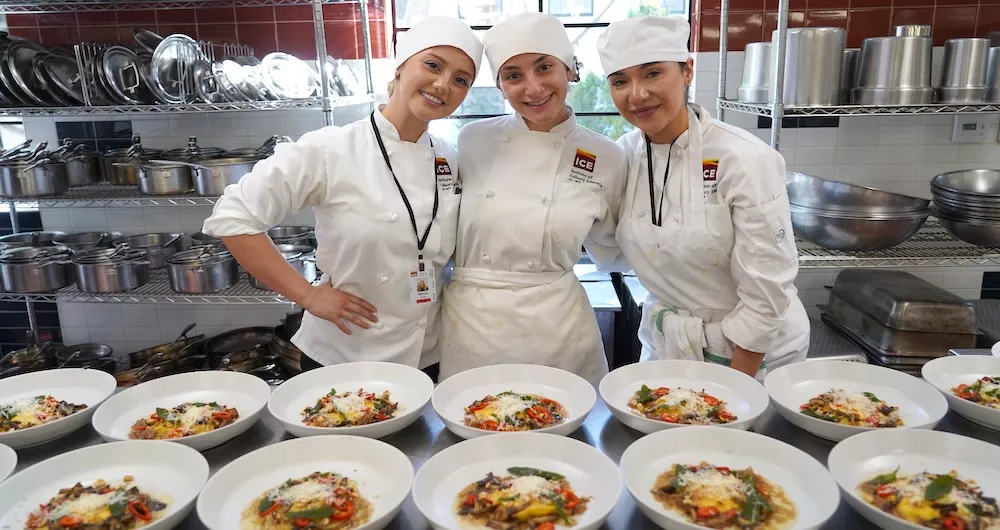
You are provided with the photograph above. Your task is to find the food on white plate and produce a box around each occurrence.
[627,385,737,425]
[455,466,589,530]
[300,389,398,428]
[128,401,239,440]
[952,377,1000,410]
[463,391,568,432]
[241,471,372,530]
[799,389,903,427]
[651,462,796,529]
[24,475,168,529]
[858,468,999,529]
[0,395,88,433]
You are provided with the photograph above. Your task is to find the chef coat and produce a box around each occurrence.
[616,104,809,368]
[438,110,627,383]
[202,110,460,369]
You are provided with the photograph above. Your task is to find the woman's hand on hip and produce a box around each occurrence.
[301,284,379,335]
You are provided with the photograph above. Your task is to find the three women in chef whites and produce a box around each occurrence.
[203,13,808,383]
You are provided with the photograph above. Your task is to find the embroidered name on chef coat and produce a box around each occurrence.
[569,148,602,188]
[436,157,459,194]
[703,158,720,201]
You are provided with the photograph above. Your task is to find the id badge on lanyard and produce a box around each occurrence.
[371,113,439,305]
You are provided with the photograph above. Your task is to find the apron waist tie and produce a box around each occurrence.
[452,267,569,289]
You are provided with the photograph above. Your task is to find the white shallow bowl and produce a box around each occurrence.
[432,363,597,439]
[91,371,272,451]
[0,368,117,449]
[198,435,412,530]
[620,427,840,530]
[0,443,15,484]
[413,432,621,530]
[922,355,1000,430]
[0,440,209,530]
[599,360,769,434]
[268,362,433,439]
[764,360,948,442]
[829,429,1000,530]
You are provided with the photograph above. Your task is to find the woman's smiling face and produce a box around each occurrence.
[395,45,475,121]
[607,60,693,138]
[497,53,573,130]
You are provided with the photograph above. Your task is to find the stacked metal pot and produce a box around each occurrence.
[72,246,151,293]
[0,245,74,293]
[932,169,1000,247]
[787,171,933,250]
[0,141,69,198]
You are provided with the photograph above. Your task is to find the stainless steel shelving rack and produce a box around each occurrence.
[715,0,1000,270]
[1,0,379,340]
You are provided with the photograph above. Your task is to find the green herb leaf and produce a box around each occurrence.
[191,402,206,407]
[862,392,880,402]
[258,497,274,513]
[327,388,338,396]
[499,494,520,502]
[208,402,219,407]
[109,500,127,517]
[670,464,688,490]
[155,407,170,420]
[740,476,772,524]
[966,503,990,517]
[925,474,955,501]
[285,506,334,521]
[867,467,899,486]
[497,391,518,398]
[637,385,654,404]
[373,400,383,410]
[34,395,46,402]
[507,467,565,481]
[801,409,838,422]
[553,496,571,525]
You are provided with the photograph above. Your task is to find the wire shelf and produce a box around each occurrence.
[0,270,291,304]
[0,95,375,117]
[15,184,218,208]
[718,99,1000,117]
[797,218,1000,268]
[0,0,344,12]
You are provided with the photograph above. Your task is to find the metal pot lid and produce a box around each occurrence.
[334,58,363,97]
[101,45,145,105]
[211,60,250,102]
[220,59,259,100]
[41,50,83,103]
[167,247,232,265]
[193,59,227,103]
[162,147,225,161]
[32,53,74,106]
[259,52,317,100]
[0,245,71,263]
[133,28,164,54]
[4,40,48,105]
[151,34,203,104]
[73,246,146,264]
[0,230,65,245]
[197,156,260,166]
[59,343,113,362]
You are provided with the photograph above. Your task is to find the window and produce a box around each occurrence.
[547,0,594,17]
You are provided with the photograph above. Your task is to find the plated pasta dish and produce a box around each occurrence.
[455,467,589,530]
[627,385,737,425]
[25,475,168,530]
[799,389,903,428]
[242,471,373,530]
[129,402,239,439]
[0,395,88,433]
[301,389,398,428]
[463,392,568,431]
[858,468,999,529]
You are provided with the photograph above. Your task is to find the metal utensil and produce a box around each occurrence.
[112,233,183,269]
[54,231,121,251]
[790,204,932,250]
[987,47,1000,103]
[151,34,203,104]
[0,245,73,293]
[770,27,846,106]
[133,28,164,54]
[0,157,68,198]
[72,246,150,293]
[259,52,317,99]
[249,244,315,290]
[738,42,771,104]
[166,246,239,293]
[840,49,859,104]
[938,38,990,104]
[853,36,934,105]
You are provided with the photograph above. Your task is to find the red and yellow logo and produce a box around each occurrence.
[435,157,452,176]
[703,158,719,181]
[573,149,597,173]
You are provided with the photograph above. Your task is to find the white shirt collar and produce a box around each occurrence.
[374,106,433,147]
[509,106,577,138]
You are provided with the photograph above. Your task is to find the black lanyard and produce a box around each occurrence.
[645,135,673,227]
[370,113,438,269]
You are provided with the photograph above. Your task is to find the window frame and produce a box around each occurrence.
[547,0,595,17]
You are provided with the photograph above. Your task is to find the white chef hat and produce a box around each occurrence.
[483,12,575,81]
[395,16,484,76]
[597,15,691,76]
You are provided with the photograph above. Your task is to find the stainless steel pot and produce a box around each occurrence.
[267,226,315,246]
[840,49,859,104]
[72,246,151,293]
[190,231,223,247]
[100,137,164,185]
[54,231,122,251]
[166,247,239,293]
[938,38,990,104]
[894,24,931,37]
[987,47,1000,103]
[770,27,846,106]
[0,245,74,293]
[738,42,771,103]
[53,140,100,187]
[112,233,182,269]
[0,159,69,198]
[118,161,194,195]
[0,231,65,248]
[249,244,316,290]
[162,157,258,196]
[854,36,933,105]
[937,212,1000,247]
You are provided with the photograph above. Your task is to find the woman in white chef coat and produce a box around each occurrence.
[438,12,628,383]
[201,17,484,374]
[595,16,809,381]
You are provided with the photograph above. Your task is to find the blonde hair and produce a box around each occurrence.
[387,78,398,97]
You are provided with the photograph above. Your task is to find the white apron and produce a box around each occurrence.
[617,110,809,378]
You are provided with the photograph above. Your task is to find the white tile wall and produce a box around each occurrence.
[695,49,1000,316]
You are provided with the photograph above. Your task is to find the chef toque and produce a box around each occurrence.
[395,16,484,76]
[597,15,690,76]
[484,12,575,81]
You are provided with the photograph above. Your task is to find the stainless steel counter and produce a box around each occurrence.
[14,395,1000,529]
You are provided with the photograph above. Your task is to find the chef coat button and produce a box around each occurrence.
[417,320,426,328]
[502,135,510,142]
[542,196,549,204]
[482,254,492,264]
[379,274,388,283]
[486,190,495,198]
[425,153,433,161]
[554,140,563,148]
[673,213,681,222]
[528,260,536,269]
[389,213,399,222]
[374,322,385,330]
[638,210,646,218]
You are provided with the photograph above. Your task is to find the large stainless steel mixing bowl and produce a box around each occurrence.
[933,169,1000,197]
[787,171,930,213]
[937,212,1000,247]
[790,205,932,250]
[934,198,1000,220]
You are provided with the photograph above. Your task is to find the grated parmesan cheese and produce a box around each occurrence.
[329,394,369,418]
[684,468,749,501]
[271,480,333,504]
[49,489,127,518]
[503,476,556,498]
[177,405,212,428]
[825,389,881,418]
[489,395,529,421]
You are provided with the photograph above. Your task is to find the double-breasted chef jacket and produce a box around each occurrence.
[438,109,628,383]
[616,104,809,369]
[203,110,460,369]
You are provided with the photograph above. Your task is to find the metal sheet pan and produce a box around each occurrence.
[820,312,931,376]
